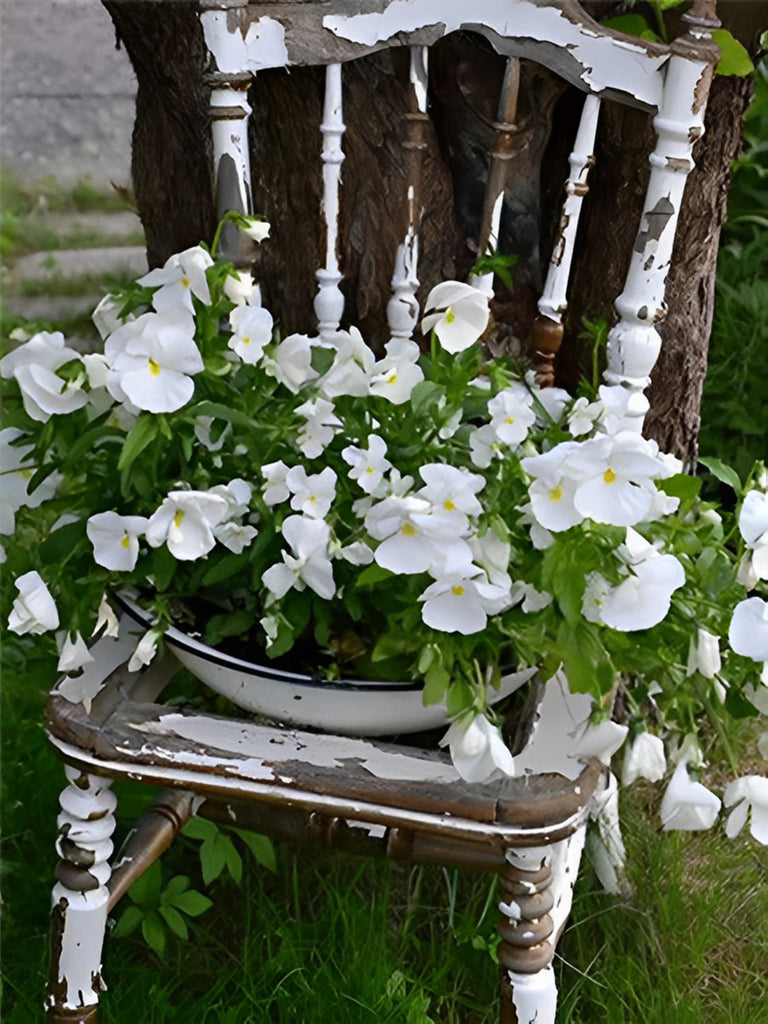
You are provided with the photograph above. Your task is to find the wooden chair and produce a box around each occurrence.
[44,2,722,1021]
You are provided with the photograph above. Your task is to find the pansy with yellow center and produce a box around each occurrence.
[86,510,150,571]
[421,280,490,353]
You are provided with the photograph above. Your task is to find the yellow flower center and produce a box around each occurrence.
[241,335,251,345]
[452,585,464,597]
[173,509,185,528]
[309,495,317,504]
[120,531,131,549]
[386,372,398,384]
[148,357,162,376]
[21,469,32,480]
[549,485,563,502]
[444,308,455,324]
[182,276,190,288]
[401,522,417,537]
[603,467,617,485]
[506,416,515,425]
[365,466,375,474]
[443,499,455,511]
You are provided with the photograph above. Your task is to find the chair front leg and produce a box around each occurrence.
[46,766,116,1023]
[497,830,587,1024]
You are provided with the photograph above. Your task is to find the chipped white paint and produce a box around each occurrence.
[498,897,522,922]
[409,43,429,114]
[514,673,594,780]
[201,10,288,74]
[538,93,600,322]
[507,964,558,1024]
[47,768,115,1013]
[505,843,553,872]
[605,46,712,431]
[315,62,346,338]
[49,734,585,845]
[135,712,460,783]
[469,190,504,298]
[548,828,586,941]
[322,0,667,108]
[210,85,254,218]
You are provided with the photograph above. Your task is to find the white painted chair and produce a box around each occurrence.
[44,2,721,1021]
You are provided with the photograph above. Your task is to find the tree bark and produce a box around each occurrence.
[102,1,754,462]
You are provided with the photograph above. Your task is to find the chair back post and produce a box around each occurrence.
[604,1,720,431]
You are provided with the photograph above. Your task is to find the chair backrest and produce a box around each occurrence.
[199,0,720,433]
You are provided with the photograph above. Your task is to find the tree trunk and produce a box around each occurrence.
[102,1,753,462]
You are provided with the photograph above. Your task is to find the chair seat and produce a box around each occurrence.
[46,666,602,844]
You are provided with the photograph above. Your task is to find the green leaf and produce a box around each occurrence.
[173,890,214,917]
[200,837,227,885]
[602,14,661,42]
[355,563,393,588]
[128,860,162,907]
[698,457,742,495]
[235,831,277,873]
[117,413,158,473]
[151,544,177,593]
[204,609,256,646]
[223,836,243,884]
[187,400,256,431]
[141,911,166,957]
[182,817,219,841]
[159,905,189,940]
[161,874,191,899]
[423,662,450,706]
[410,381,446,416]
[202,553,247,586]
[712,29,755,77]
[112,904,144,938]
[725,687,760,720]
[658,473,701,503]
[40,520,84,563]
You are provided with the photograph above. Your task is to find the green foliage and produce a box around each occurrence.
[181,816,276,886]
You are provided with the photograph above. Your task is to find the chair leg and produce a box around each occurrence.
[497,843,559,1024]
[45,766,116,1023]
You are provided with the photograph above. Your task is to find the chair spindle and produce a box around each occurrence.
[315,62,347,339]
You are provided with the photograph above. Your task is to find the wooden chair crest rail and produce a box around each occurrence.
[44,2,722,1021]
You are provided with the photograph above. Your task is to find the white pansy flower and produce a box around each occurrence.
[8,570,59,635]
[262,460,291,506]
[568,432,664,527]
[571,718,628,764]
[105,311,203,414]
[421,281,489,353]
[729,598,768,679]
[317,327,375,399]
[228,304,273,364]
[440,713,515,783]
[86,511,148,571]
[223,270,260,306]
[82,352,110,391]
[365,495,471,577]
[369,339,424,405]
[660,760,721,831]
[93,596,120,638]
[469,530,511,590]
[468,424,504,469]
[57,631,95,674]
[92,294,131,340]
[723,776,768,844]
[336,541,374,565]
[420,572,510,634]
[128,627,161,672]
[533,384,571,427]
[238,216,270,243]
[342,435,391,494]
[509,581,552,613]
[594,530,685,632]
[194,415,231,453]
[597,384,632,435]
[213,520,258,554]
[567,396,602,436]
[0,330,81,378]
[286,465,337,519]
[528,474,582,532]
[686,628,721,679]
[738,489,768,581]
[260,614,279,644]
[0,428,59,534]
[295,397,341,458]
[267,334,318,393]
[12,363,88,423]
[138,245,213,313]
[146,490,230,560]
[262,515,335,600]
[621,731,666,786]
[417,463,485,530]
[488,385,536,448]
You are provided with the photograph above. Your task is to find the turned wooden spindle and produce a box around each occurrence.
[387,46,430,343]
[47,768,116,1023]
[315,62,346,339]
[470,58,521,298]
[529,315,565,389]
